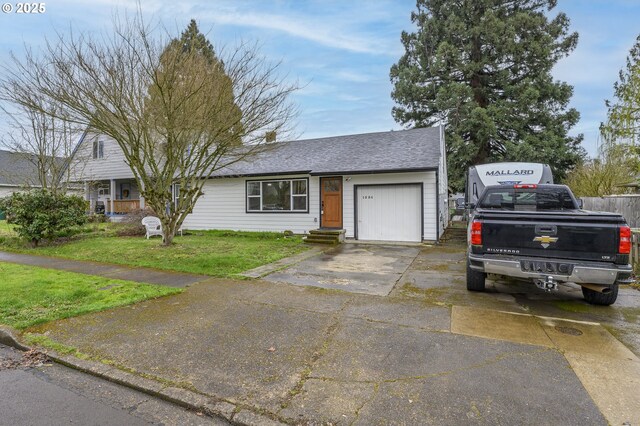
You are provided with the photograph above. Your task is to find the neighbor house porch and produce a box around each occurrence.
[84,179,144,215]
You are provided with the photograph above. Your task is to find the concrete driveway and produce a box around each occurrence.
[263,244,420,296]
[24,243,640,425]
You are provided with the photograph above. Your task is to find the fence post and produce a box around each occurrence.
[633,231,639,272]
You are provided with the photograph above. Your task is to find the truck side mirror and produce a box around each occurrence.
[455,197,465,209]
[577,199,583,209]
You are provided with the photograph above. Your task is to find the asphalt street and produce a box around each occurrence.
[0,344,227,426]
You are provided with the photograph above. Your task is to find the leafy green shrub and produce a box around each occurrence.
[0,189,88,247]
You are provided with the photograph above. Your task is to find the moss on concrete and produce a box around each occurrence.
[551,301,593,314]
[24,333,90,359]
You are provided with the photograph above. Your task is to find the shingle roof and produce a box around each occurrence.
[0,149,42,187]
[212,127,442,177]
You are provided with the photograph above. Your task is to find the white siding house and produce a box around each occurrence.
[69,127,448,243]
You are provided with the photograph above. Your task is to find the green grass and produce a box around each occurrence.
[0,220,15,237]
[0,262,181,329]
[0,222,308,277]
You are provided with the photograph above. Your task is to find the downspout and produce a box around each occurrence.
[436,171,440,242]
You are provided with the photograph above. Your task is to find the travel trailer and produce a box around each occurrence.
[465,162,554,206]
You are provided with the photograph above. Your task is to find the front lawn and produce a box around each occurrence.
[0,223,307,277]
[0,262,181,329]
[0,220,15,236]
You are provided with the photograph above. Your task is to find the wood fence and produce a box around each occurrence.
[581,196,640,229]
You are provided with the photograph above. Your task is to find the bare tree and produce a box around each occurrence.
[1,101,85,194]
[0,13,298,244]
[566,142,637,197]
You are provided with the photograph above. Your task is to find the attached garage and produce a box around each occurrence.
[355,184,423,242]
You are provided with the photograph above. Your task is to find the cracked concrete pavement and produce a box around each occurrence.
[22,243,640,424]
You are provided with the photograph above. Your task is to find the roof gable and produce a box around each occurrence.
[0,149,42,187]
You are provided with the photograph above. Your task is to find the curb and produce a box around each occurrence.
[0,326,29,351]
[0,327,287,426]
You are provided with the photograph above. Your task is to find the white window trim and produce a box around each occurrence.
[246,178,309,213]
[92,140,104,159]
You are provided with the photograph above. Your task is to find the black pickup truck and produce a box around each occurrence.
[467,184,633,305]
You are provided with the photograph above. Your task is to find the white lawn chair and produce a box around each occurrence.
[141,216,163,239]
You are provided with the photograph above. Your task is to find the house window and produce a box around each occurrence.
[246,178,308,212]
[92,140,104,159]
[172,183,180,208]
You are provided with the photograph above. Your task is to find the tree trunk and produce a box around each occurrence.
[469,33,490,167]
[160,217,176,246]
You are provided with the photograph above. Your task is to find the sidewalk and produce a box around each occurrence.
[26,277,638,425]
[0,251,207,288]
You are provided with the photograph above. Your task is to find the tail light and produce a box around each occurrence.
[619,226,631,254]
[471,220,482,245]
[514,184,537,189]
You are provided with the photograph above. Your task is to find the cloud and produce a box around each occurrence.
[334,70,374,83]
[198,9,399,55]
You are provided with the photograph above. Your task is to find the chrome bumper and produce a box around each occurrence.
[468,254,633,285]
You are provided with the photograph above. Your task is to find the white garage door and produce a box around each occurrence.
[356,184,422,242]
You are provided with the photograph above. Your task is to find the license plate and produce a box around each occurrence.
[520,260,573,275]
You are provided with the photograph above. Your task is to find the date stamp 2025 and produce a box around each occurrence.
[2,2,46,14]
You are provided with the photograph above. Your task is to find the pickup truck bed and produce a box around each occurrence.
[467,184,633,305]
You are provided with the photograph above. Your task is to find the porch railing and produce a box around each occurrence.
[105,199,141,214]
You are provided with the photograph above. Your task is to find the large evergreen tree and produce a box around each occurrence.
[390,0,585,190]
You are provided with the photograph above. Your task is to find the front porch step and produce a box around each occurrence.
[309,229,345,236]
[304,229,345,244]
[303,236,340,245]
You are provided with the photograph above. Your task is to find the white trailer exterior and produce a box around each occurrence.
[466,162,554,205]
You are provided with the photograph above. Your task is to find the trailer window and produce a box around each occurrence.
[478,187,576,210]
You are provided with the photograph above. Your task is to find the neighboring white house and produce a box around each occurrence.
[69,127,448,243]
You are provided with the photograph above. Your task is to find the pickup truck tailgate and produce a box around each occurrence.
[477,211,623,262]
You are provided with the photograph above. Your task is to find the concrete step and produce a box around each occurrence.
[448,221,468,229]
[440,226,467,244]
[305,228,345,244]
[305,234,339,241]
[304,236,339,244]
[309,229,345,236]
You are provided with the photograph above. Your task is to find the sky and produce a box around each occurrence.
[0,0,638,158]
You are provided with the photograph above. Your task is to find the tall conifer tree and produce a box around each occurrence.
[390,0,584,190]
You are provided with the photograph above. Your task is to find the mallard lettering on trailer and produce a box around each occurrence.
[485,170,534,176]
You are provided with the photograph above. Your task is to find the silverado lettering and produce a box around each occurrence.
[486,248,520,254]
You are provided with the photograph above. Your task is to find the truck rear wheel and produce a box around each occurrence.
[582,284,618,306]
[466,261,486,291]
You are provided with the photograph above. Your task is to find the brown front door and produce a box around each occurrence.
[321,177,343,228]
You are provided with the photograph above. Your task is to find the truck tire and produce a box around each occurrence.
[582,284,618,306]
[466,261,486,292]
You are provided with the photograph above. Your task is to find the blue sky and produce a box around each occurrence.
[0,0,638,157]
